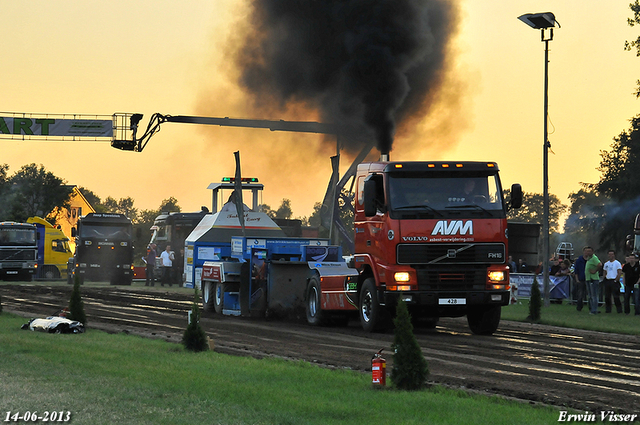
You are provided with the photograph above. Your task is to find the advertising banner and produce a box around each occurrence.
[0,116,113,138]
[512,274,570,299]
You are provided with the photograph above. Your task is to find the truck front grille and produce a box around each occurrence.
[397,243,505,265]
[415,267,486,291]
[0,249,36,261]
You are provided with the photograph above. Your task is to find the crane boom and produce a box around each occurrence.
[164,115,338,135]
[116,113,343,152]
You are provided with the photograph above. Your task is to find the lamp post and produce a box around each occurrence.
[518,12,559,307]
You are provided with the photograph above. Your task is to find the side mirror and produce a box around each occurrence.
[509,184,523,210]
[363,178,378,217]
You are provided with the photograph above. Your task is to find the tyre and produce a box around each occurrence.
[359,278,384,332]
[467,305,501,335]
[202,280,216,312]
[43,266,60,280]
[213,282,225,314]
[306,275,326,326]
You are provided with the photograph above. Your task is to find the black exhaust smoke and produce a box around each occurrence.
[234,0,459,155]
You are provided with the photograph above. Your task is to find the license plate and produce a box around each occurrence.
[439,298,466,305]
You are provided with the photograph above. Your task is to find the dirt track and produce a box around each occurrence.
[2,282,640,414]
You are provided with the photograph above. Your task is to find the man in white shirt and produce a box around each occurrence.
[602,250,623,313]
[160,244,175,287]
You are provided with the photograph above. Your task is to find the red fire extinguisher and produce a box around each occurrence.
[371,349,386,386]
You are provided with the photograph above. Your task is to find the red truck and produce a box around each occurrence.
[306,160,522,335]
[109,112,524,335]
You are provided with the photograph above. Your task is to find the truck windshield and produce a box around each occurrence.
[80,224,131,239]
[0,228,36,245]
[387,172,504,217]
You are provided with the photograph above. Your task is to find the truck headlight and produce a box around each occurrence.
[394,272,411,282]
[487,271,505,282]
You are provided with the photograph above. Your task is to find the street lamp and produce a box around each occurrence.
[518,12,559,307]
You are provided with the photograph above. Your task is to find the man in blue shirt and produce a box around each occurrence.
[572,247,589,312]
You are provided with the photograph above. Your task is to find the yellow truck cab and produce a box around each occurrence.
[27,217,73,279]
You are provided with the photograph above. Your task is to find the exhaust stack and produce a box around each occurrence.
[380,153,390,162]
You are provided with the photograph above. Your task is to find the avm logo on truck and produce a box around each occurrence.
[431,220,473,236]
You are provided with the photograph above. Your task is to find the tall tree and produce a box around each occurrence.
[590,117,640,251]
[4,163,73,224]
[158,197,181,213]
[564,184,609,237]
[0,164,9,219]
[596,116,640,200]
[0,164,8,190]
[306,202,329,238]
[625,0,640,97]
[103,196,139,223]
[275,199,293,219]
[259,199,293,219]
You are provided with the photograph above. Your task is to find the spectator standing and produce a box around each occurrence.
[549,257,561,276]
[508,255,517,273]
[160,244,175,287]
[602,250,623,314]
[145,243,157,287]
[174,247,184,286]
[584,247,602,315]
[572,247,589,312]
[555,259,571,277]
[622,254,640,315]
[518,258,528,273]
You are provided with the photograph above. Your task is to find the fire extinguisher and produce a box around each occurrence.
[371,348,386,386]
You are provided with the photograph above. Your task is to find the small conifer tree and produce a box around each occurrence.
[528,276,542,322]
[391,299,428,390]
[182,287,208,352]
[68,274,87,325]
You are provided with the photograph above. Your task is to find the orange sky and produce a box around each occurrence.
[0,1,638,222]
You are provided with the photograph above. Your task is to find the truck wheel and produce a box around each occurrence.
[467,305,501,335]
[213,282,225,314]
[202,281,216,312]
[359,278,383,332]
[306,275,326,326]
[43,267,60,280]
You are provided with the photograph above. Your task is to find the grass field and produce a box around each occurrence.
[0,313,560,425]
[502,299,640,336]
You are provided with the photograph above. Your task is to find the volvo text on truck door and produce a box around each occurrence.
[305,161,522,335]
[69,213,134,285]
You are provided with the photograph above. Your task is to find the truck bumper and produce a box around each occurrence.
[383,290,509,316]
